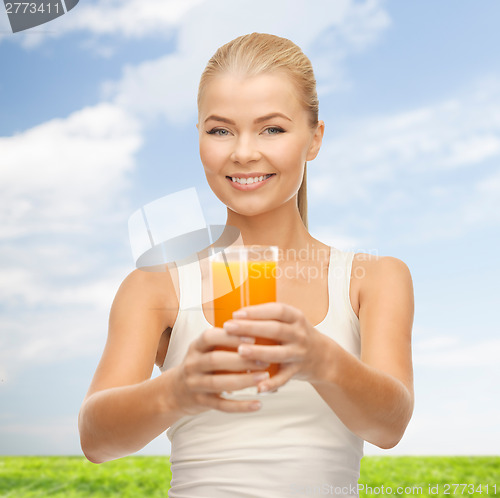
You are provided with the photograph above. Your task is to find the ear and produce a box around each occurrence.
[306,120,325,161]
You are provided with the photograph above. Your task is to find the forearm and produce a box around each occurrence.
[78,368,184,463]
[311,334,414,449]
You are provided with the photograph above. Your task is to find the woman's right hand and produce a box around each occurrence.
[170,327,270,415]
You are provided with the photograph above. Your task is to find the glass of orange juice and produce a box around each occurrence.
[209,245,279,391]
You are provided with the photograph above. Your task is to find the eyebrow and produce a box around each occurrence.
[204,112,292,125]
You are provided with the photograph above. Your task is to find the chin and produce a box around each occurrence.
[228,205,266,217]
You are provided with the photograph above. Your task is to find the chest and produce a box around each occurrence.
[275,259,329,326]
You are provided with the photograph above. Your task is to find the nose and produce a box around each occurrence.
[230,134,261,165]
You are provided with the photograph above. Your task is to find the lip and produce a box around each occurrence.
[226,173,275,191]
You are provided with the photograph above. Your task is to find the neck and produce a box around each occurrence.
[223,198,313,251]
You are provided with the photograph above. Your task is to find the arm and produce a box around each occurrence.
[78,269,181,463]
[79,370,185,464]
[224,255,415,449]
[311,256,414,448]
[79,267,269,464]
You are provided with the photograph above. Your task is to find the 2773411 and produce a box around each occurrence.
[5,2,60,14]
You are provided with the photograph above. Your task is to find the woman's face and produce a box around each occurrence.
[197,72,324,219]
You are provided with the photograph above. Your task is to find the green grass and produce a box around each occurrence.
[0,456,171,497]
[0,456,498,497]
[359,456,499,497]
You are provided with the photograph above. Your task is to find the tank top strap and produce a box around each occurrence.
[175,257,203,311]
[161,258,206,371]
[329,247,360,330]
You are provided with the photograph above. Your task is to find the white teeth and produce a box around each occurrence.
[231,174,272,185]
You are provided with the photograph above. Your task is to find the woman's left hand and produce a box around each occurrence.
[223,302,328,393]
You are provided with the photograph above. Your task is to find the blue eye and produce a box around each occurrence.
[265,127,285,135]
[206,128,229,136]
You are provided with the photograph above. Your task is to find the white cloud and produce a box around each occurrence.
[313,81,500,195]
[103,0,390,123]
[0,103,140,378]
[3,0,391,127]
[313,99,500,201]
[366,401,500,456]
[310,77,500,242]
[463,167,500,226]
[413,335,500,368]
[0,303,112,380]
[0,6,10,35]
[0,266,124,310]
[476,168,500,194]
[443,134,500,167]
[106,52,202,124]
[65,0,205,38]
[2,0,205,48]
[0,103,141,238]
[4,0,390,56]
[365,327,500,455]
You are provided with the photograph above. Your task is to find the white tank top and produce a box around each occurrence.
[160,247,363,497]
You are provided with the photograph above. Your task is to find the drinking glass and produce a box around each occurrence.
[209,245,279,394]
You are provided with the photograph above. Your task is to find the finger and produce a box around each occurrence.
[198,350,270,373]
[237,343,292,364]
[200,393,262,413]
[223,318,285,341]
[195,327,256,352]
[195,370,271,394]
[232,302,299,323]
[256,364,296,394]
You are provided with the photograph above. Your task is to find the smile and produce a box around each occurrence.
[226,173,275,191]
[229,174,274,184]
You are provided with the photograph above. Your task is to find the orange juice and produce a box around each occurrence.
[211,256,279,377]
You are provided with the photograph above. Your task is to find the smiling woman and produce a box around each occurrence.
[78,32,414,498]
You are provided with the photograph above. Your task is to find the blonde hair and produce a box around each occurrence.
[198,32,319,229]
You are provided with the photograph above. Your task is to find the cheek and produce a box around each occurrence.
[200,140,226,174]
[199,149,215,178]
[268,140,308,170]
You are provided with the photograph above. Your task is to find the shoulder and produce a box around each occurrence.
[350,252,413,316]
[112,266,179,330]
[83,267,180,398]
[352,252,412,278]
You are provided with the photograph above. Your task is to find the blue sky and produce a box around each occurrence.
[0,0,499,457]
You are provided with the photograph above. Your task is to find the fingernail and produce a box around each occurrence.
[254,360,269,367]
[223,321,238,332]
[233,310,247,318]
[254,371,270,383]
[240,336,255,344]
[258,383,271,393]
[238,344,251,356]
[250,401,262,410]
